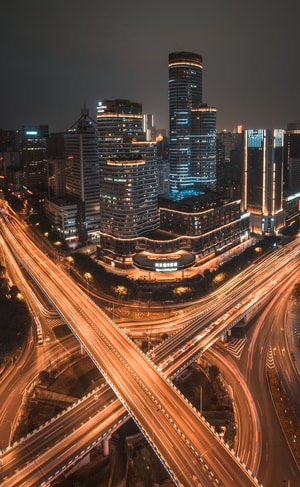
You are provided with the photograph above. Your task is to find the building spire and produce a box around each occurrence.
[81,104,89,117]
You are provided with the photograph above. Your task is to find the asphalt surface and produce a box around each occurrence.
[285,298,300,379]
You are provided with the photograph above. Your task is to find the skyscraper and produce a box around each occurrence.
[143,113,155,141]
[284,121,300,192]
[96,99,159,266]
[190,105,217,188]
[21,125,49,190]
[97,99,144,159]
[64,106,100,244]
[242,129,284,234]
[168,51,216,195]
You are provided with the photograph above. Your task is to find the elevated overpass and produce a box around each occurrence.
[0,204,270,486]
[1,215,298,482]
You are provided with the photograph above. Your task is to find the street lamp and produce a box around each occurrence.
[53,240,62,262]
[66,255,74,273]
[84,272,93,290]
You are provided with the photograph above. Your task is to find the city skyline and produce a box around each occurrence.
[1,0,300,134]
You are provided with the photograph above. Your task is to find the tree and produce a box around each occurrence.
[39,370,50,384]
[293,282,300,301]
[209,365,220,380]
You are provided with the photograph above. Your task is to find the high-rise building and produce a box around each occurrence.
[64,106,100,244]
[242,129,284,234]
[96,99,159,266]
[0,129,21,189]
[99,144,158,239]
[47,158,66,200]
[216,130,243,200]
[284,121,300,192]
[92,59,250,273]
[143,113,155,141]
[190,105,217,188]
[21,125,49,190]
[47,132,64,159]
[168,51,216,194]
[97,99,144,158]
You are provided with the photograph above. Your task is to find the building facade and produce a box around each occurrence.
[190,105,217,189]
[21,125,49,190]
[96,99,160,267]
[168,51,216,194]
[242,129,284,234]
[284,121,300,192]
[47,158,66,200]
[64,106,100,244]
[44,198,78,248]
[99,143,159,239]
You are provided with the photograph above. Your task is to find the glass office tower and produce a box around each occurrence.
[168,51,216,195]
[242,129,284,234]
[191,105,217,188]
[21,125,49,190]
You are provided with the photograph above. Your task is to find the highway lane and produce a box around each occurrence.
[1,283,297,487]
[0,202,264,486]
[156,256,300,379]
[1,213,298,484]
[234,278,300,487]
[205,348,261,477]
[0,230,85,448]
[0,252,262,487]
[270,284,300,419]
[0,335,81,449]
[0,385,127,487]
[0,231,49,448]
[150,241,300,371]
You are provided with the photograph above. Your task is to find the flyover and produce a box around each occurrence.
[0,202,268,486]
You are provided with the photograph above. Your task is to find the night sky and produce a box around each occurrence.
[1,0,300,134]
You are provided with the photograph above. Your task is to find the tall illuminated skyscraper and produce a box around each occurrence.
[168,51,216,195]
[21,125,49,190]
[64,106,100,244]
[96,99,159,266]
[191,105,217,188]
[242,129,284,234]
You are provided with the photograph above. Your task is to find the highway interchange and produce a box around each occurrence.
[0,209,299,486]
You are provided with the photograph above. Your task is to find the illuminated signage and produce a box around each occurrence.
[26,130,38,136]
[155,261,178,272]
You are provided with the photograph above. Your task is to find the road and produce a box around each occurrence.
[214,275,300,487]
[0,229,81,449]
[0,196,267,486]
[152,241,300,377]
[0,384,127,487]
